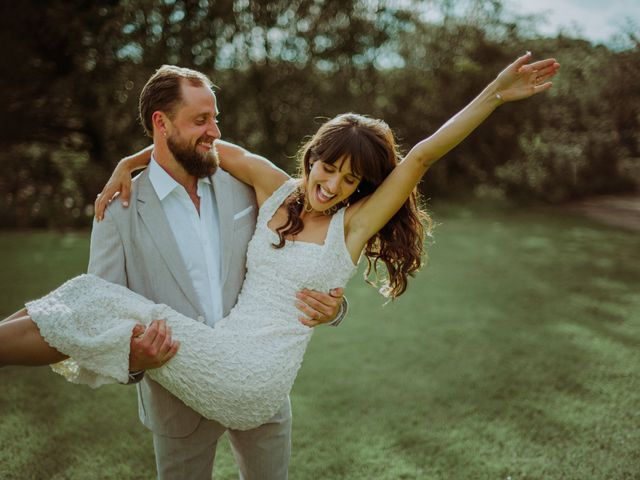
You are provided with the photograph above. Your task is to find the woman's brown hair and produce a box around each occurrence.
[273,113,431,299]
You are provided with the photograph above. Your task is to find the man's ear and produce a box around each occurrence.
[152,111,168,136]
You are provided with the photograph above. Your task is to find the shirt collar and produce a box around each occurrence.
[149,154,212,201]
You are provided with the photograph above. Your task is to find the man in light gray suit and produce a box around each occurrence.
[89,65,345,479]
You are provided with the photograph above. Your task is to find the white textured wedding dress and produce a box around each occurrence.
[25,179,357,430]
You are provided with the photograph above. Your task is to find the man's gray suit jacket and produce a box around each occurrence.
[88,167,257,437]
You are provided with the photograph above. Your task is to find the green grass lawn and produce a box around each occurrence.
[1,205,639,479]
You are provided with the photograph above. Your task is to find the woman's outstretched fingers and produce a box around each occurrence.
[534,82,554,94]
[536,72,555,85]
[528,58,558,71]
[513,51,532,70]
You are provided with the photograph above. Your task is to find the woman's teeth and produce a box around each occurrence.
[317,186,336,202]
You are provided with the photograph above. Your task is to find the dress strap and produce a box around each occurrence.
[256,177,299,227]
[325,207,346,246]
[325,206,357,266]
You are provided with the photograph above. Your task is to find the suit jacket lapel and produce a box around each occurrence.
[136,171,202,312]
[212,171,233,285]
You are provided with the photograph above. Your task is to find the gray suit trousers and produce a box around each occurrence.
[153,398,291,480]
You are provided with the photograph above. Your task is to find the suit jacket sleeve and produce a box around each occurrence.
[87,212,144,384]
[87,213,127,287]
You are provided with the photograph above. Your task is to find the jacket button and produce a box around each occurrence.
[197,315,204,322]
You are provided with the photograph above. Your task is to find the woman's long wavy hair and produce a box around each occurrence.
[273,113,431,299]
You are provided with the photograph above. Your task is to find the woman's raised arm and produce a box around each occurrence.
[345,52,560,257]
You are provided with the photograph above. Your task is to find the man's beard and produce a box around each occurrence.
[167,134,219,178]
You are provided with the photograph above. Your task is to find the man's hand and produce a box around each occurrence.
[129,319,180,371]
[296,288,344,327]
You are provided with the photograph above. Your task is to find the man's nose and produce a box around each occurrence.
[207,121,221,139]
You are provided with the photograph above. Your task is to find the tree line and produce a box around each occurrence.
[1,0,638,227]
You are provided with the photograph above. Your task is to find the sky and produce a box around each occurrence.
[504,0,639,44]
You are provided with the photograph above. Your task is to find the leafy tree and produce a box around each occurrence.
[0,0,638,227]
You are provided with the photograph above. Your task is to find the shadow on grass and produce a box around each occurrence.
[1,207,639,479]
[294,207,640,479]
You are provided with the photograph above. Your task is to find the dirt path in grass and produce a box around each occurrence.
[567,194,640,232]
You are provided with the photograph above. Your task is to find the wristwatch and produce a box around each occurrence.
[127,370,145,384]
[328,297,349,327]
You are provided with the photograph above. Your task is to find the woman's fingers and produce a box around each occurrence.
[94,191,112,221]
[531,63,560,84]
[94,195,103,220]
[535,71,556,85]
[532,82,554,95]
[527,58,558,71]
[120,182,131,208]
[512,51,533,71]
[94,179,132,221]
[536,63,559,77]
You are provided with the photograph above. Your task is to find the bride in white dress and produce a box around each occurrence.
[0,53,559,430]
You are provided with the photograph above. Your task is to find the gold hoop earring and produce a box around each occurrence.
[304,200,313,213]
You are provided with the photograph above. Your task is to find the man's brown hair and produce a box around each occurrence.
[139,65,213,137]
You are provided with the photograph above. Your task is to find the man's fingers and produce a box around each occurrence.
[298,289,338,310]
[140,319,161,346]
[296,293,332,316]
[131,324,146,338]
[329,287,344,299]
[156,340,180,365]
[157,325,174,357]
[295,301,320,320]
[164,341,180,362]
[155,320,167,346]
[299,316,319,328]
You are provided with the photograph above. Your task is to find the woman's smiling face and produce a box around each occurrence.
[305,156,361,212]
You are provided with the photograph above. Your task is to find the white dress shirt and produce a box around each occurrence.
[148,157,223,326]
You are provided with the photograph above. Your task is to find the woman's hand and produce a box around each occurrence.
[493,52,560,103]
[94,159,136,221]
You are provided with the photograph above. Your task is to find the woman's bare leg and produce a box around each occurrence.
[0,308,68,367]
